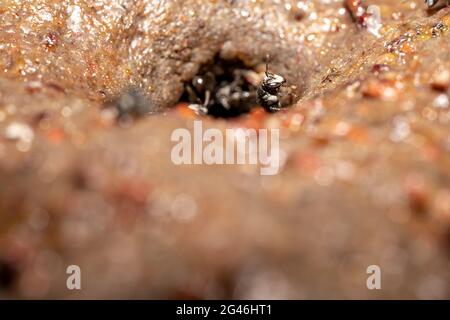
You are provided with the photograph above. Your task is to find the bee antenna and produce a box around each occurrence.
[203,90,211,108]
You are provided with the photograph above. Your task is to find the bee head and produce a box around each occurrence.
[264,73,286,90]
[264,63,286,89]
[425,0,439,7]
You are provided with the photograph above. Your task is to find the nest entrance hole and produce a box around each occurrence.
[180,57,261,118]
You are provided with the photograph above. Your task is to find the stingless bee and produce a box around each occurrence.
[257,63,286,113]
[185,72,215,116]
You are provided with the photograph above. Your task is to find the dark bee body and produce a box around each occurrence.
[257,65,286,113]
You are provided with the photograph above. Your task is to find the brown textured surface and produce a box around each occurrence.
[0,0,449,299]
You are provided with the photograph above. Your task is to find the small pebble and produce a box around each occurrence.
[433,94,449,109]
[431,69,450,92]
[5,122,34,143]
[362,79,399,101]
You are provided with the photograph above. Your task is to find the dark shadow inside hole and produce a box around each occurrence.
[0,259,17,289]
[180,57,260,118]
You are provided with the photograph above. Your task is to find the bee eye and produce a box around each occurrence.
[192,76,206,92]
